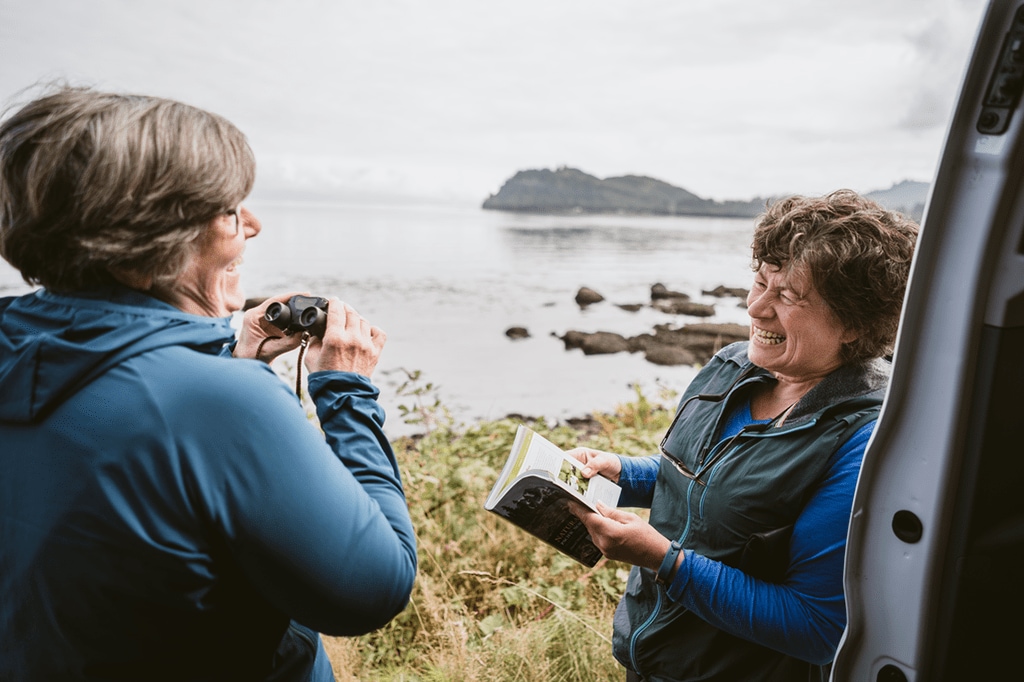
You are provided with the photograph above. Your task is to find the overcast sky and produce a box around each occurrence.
[0,0,988,205]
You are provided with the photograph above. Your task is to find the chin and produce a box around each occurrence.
[747,345,781,371]
[221,283,246,315]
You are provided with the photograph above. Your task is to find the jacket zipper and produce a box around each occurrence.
[628,474,700,672]
[629,378,751,672]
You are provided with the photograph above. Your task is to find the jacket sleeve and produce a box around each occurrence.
[191,364,417,637]
[663,422,873,664]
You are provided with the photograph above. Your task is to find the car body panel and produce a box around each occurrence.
[835,2,1024,680]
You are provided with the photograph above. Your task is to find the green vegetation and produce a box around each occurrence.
[322,375,678,681]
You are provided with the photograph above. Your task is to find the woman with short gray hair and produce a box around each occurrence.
[0,86,417,681]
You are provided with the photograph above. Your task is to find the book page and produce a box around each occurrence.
[484,425,624,566]
[486,425,620,511]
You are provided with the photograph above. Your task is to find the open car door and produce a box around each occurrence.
[834,1,1024,680]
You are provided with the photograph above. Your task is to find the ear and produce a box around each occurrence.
[839,326,859,344]
[109,267,154,291]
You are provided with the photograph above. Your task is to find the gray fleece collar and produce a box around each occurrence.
[720,342,890,423]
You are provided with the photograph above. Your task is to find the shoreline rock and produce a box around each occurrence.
[651,299,716,317]
[558,322,749,366]
[541,283,750,367]
[574,287,605,307]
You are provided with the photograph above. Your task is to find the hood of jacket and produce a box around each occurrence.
[0,287,236,423]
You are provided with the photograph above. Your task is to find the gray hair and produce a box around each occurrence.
[0,85,256,292]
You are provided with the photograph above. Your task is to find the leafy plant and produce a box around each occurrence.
[320,374,677,681]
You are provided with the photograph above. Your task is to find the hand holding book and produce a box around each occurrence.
[563,446,623,483]
[568,501,680,576]
[484,425,621,567]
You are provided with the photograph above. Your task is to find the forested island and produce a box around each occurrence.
[482,166,928,221]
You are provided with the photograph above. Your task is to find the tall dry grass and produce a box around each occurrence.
[319,378,676,681]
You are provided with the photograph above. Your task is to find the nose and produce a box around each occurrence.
[238,206,262,239]
[746,288,771,318]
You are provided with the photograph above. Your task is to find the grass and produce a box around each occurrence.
[317,374,678,681]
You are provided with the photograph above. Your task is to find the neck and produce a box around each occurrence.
[151,282,228,317]
[750,374,826,421]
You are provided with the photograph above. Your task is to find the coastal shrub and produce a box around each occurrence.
[320,378,676,681]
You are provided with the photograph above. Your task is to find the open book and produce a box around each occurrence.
[484,424,621,567]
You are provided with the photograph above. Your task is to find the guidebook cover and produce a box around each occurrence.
[484,424,621,567]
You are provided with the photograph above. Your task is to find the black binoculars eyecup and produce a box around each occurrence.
[264,301,292,327]
[264,296,329,338]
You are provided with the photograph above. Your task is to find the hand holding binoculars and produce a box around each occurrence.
[264,295,329,338]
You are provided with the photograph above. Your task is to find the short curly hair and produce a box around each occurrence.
[0,85,255,292]
[752,189,919,363]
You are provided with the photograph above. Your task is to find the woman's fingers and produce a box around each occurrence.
[304,299,386,377]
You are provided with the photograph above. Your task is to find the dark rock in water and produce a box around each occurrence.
[560,323,748,366]
[575,287,605,306]
[677,321,749,339]
[617,303,644,312]
[650,283,689,300]
[557,282,751,367]
[703,285,750,299]
[560,330,587,350]
[652,299,716,317]
[644,323,749,364]
[559,330,630,355]
[506,326,530,340]
[643,344,699,366]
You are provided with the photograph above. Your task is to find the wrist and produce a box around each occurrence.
[655,540,684,586]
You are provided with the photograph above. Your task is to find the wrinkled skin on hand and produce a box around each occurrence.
[233,292,308,363]
[566,447,677,572]
[302,298,386,378]
[234,296,386,379]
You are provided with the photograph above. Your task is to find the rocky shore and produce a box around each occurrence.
[507,283,751,368]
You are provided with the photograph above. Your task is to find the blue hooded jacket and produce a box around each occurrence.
[0,287,417,681]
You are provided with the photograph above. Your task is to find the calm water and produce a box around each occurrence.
[0,203,757,436]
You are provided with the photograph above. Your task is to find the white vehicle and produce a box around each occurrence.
[835,1,1024,680]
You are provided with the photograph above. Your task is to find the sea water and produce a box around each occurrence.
[0,202,756,436]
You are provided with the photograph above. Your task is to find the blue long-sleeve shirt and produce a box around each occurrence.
[618,404,872,664]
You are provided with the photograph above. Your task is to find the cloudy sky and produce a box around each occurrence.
[0,0,988,205]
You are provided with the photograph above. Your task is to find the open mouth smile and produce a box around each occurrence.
[752,326,785,345]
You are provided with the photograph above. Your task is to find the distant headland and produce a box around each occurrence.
[482,166,928,222]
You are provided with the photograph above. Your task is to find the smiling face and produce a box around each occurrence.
[746,262,857,385]
[163,206,262,317]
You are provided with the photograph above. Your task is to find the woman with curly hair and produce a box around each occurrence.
[571,190,918,681]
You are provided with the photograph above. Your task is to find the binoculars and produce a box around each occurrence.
[265,295,329,337]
